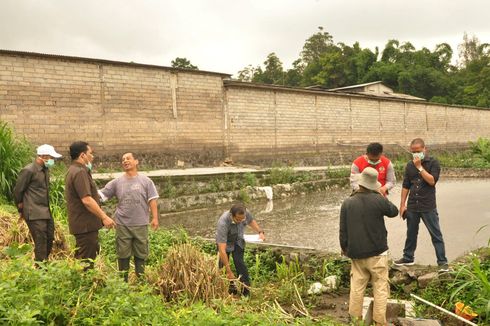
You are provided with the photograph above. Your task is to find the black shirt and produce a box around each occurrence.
[402,156,440,212]
[339,191,399,259]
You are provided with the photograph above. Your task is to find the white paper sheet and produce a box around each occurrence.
[244,234,263,242]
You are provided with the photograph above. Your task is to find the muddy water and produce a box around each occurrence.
[159,179,490,265]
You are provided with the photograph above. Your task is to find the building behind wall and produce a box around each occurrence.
[1,50,489,167]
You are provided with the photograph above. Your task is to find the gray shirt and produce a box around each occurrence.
[99,174,159,226]
[216,210,254,252]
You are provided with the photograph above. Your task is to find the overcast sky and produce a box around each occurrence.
[1,0,489,76]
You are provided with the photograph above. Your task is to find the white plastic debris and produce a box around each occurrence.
[307,282,328,295]
[323,275,338,291]
[257,186,273,200]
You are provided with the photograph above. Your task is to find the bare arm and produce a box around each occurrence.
[248,219,265,241]
[217,243,234,279]
[399,188,409,218]
[149,199,159,230]
[349,163,360,191]
[413,157,435,186]
[81,196,115,228]
[419,169,435,186]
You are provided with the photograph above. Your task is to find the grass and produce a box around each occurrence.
[0,121,33,201]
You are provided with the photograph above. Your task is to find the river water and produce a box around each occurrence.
[159,178,490,265]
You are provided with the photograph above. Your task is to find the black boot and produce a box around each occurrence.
[134,256,145,279]
[118,258,130,282]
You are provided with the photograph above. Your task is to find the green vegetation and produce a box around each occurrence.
[413,249,490,324]
[0,121,33,201]
[239,28,490,108]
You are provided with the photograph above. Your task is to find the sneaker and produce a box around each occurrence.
[438,264,450,272]
[393,258,415,266]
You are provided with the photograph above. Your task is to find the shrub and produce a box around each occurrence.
[470,137,490,164]
[0,121,33,201]
[151,243,229,304]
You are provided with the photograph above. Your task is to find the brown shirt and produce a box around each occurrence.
[65,162,102,235]
[13,161,52,220]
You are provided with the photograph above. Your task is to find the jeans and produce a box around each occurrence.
[218,245,250,296]
[403,209,448,265]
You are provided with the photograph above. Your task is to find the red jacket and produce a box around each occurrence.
[352,155,391,186]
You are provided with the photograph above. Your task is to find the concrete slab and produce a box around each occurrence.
[92,165,349,180]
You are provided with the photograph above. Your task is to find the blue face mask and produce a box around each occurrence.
[44,159,55,168]
[412,152,425,161]
[86,162,93,171]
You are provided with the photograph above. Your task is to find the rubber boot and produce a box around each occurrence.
[118,258,130,282]
[134,256,145,278]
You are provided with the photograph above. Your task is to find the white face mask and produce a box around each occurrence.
[412,152,425,161]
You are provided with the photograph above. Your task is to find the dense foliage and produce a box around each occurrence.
[238,28,490,108]
[0,122,33,201]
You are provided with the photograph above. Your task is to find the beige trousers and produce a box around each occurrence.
[349,255,389,325]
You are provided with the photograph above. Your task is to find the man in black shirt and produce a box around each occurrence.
[394,138,448,272]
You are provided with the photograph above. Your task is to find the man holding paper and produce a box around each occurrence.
[216,203,265,296]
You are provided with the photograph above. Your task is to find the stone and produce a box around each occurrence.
[417,272,439,289]
[177,160,185,168]
[396,318,441,326]
[391,271,412,285]
[323,275,338,291]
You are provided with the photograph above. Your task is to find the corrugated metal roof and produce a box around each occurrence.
[329,81,383,91]
[0,49,231,77]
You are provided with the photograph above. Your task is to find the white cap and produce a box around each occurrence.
[36,144,62,158]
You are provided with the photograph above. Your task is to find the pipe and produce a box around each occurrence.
[410,294,478,326]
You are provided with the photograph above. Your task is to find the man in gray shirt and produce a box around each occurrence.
[99,152,159,281]
[14,144,62,262]
[216,203,265,296]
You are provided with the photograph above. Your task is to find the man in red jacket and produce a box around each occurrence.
[350,142,395,197]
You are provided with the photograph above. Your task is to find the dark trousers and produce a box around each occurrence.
[218,245,250,295]
[74,231,100,269]
[25,218,54,261]
[403,209,448,265]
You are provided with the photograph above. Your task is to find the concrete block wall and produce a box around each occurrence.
[224,84,490,162]
[0,52,226,165]
[1,51,489,166]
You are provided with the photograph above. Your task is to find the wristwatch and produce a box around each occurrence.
[418,167,424,172]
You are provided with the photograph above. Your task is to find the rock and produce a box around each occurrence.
[417,272,439,288]
[307,282,327,295]
[402,282,418,295]
[391,271,413,286]
[396,318,441,326]
[177,160,185,168]
[323,275,338,291]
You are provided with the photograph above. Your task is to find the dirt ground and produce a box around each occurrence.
[307,288,352,324]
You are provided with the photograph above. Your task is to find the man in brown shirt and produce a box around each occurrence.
[65,141,115,267]
[14,144,62,262]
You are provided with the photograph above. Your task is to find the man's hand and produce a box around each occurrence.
[413,157,422,169]
[399,205,407,219]
[102,215,115,228]
[378,186,388,197]
[258,232,265,241]
[150,218,159,231]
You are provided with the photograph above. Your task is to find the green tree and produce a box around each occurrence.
[171,57,198,70]
[252,53,285,85]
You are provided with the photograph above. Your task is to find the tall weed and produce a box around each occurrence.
[0,121,33,201]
